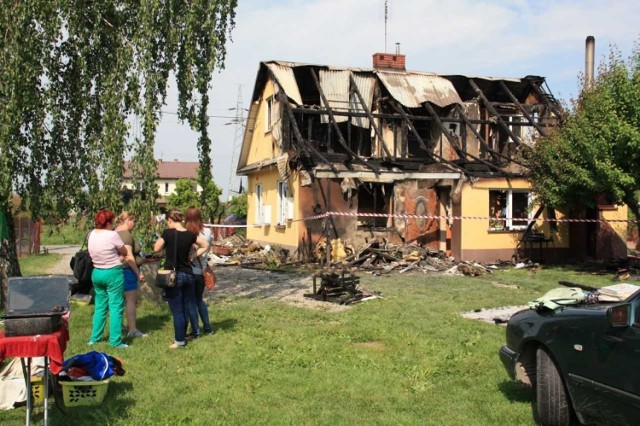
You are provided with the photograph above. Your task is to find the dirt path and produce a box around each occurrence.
[45,248,348,312]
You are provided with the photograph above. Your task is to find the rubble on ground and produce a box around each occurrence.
[208,235,522,277]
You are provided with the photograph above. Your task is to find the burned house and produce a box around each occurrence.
[236,53,628,263]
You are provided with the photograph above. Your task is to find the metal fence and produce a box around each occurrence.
[14,216,41,257]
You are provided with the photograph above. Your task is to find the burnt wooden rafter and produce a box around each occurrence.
[423,102,468,159]
[424,103,516,176]
[469,79,523,146]
[278,91,339,174]
[309,69,380,174]
[529,83,565,124]
[498,81,547,137]
[389,101,467,174]
[453,104,525,167]
[347,72,393,160]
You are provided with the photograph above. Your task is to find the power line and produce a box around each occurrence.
[160,110,245,120]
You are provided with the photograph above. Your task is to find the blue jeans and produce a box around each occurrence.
[193,274,212,334]
[165,271,200,344]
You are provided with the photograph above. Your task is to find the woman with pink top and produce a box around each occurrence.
[87,209,128,349]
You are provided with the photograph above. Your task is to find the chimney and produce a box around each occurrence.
[585,36,595,89]
[373,43,405,71]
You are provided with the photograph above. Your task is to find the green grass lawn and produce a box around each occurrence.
[1,262,621,425]
[41,222,87,246]
[17,253,63,276]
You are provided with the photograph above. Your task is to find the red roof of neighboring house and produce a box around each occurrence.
[123,160,200,179]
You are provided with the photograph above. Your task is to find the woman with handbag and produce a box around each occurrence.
[87,209,129,349]
[153,209,209,348]
[185,206,213,337]
[115,211,147,338]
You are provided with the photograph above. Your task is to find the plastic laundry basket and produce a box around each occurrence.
[60,379,109,406]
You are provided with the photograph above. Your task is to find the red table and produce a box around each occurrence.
[0,324,69,425]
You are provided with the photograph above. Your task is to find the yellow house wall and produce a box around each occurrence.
[600,205,629,240]
[459,178,570,251]
[246,78,278,166]
[246,166,300,250]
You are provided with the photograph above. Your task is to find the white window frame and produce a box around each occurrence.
[255,184,263,225]
[489,189,532,231]
[165,182,170,194]
[277,181,288,225]
[265,97,273,133]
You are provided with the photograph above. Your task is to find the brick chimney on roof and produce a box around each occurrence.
[373,44,405,71]
[372,52,405,71]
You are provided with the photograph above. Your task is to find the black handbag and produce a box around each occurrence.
[70,233,93,285]
[155,230,177,289]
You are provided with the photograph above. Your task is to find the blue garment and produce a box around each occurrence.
[165,271,199,344]
[193,274,212,334]
[63,351,125,380]
[123,268,138,292]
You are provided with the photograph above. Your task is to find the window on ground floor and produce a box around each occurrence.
[489,189,531,231]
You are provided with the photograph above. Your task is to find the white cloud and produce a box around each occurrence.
[154,0,640,198]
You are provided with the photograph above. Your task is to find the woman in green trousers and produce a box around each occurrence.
[87,209,128,348]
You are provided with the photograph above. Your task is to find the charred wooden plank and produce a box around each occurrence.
[469,79,522,146]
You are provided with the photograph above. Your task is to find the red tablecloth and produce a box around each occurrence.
[0,325,69,374]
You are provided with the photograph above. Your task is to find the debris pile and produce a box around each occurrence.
[317,239,457,274]
[304,271,382,305]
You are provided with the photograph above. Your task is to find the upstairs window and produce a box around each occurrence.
[265,97,274,133]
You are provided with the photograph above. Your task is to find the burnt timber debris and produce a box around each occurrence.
[305,271,381,305]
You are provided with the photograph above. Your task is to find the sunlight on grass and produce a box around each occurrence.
[18,253,63,276]
[2,265,615,424]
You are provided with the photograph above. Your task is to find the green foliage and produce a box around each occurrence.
[227,192,247,218]
[165,177,222,220]
[524,42,640,219]
[166,178,200,211]
[0,0,237,270]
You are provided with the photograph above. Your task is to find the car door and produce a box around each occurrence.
[570,298,640,423]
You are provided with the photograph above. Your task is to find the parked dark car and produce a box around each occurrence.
[499,290,640,425]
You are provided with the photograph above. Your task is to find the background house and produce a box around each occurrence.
[123,160,202,209]
[236,55,628,263]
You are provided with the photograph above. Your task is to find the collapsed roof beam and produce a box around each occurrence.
[423,102,468,160]
[498,81,547,137]
[469,79,522,146]
[389,101,467,174]
[348,72,393,160]
[529,83,565,125]
[309,69,380,174]
[453,104,524,166]
[278,91,339,174]
[424,102,515,175]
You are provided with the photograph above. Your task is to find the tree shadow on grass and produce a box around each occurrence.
[136,313,172,334]
[211,318,237,333]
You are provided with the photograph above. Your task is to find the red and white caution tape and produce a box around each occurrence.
[292,211,638,224]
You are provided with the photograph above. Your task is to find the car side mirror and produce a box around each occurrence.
[607,303,631,328]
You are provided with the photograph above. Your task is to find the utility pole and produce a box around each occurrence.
[227,85,246,201]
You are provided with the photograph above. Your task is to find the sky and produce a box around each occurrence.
[153,0,640,200]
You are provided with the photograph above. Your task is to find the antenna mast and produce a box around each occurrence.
[384,0,388,53]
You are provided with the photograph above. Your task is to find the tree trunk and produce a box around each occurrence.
[0,208,22,306]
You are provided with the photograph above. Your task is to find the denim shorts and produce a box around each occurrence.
[123,268,138,292]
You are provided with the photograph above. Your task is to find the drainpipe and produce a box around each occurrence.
[585,36,595,90]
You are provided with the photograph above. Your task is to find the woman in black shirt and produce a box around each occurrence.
[154,209,209,348]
